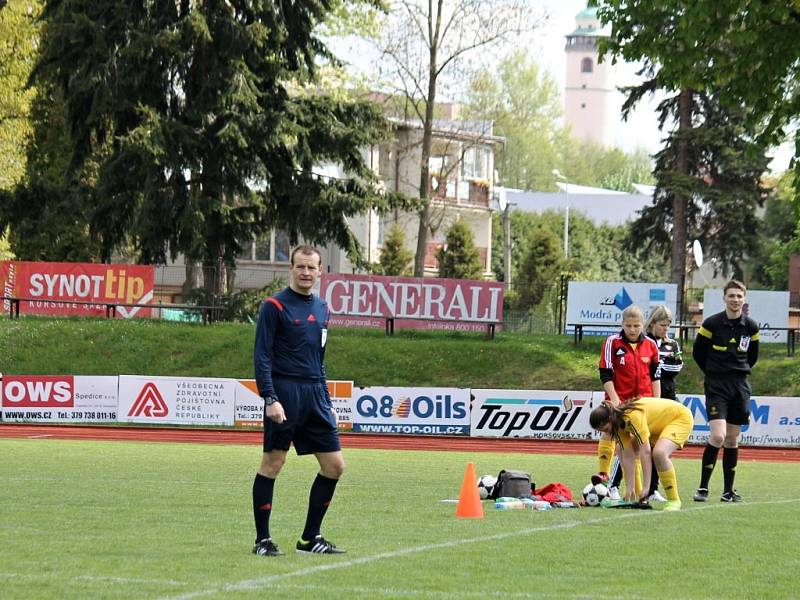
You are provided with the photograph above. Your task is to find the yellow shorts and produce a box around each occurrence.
[651,411,693,449]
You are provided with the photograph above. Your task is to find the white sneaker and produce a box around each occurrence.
[648,490,667,502]
[607,486,621,501]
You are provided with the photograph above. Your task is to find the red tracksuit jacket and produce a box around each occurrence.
[599,331,661,402]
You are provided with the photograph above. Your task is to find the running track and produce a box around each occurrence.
[2,424,799,462]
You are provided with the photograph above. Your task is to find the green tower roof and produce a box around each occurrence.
[576,7,599,20]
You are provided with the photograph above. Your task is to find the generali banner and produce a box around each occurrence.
[319,273,504,333]
[1,261,154,318]
[118,375,235,426]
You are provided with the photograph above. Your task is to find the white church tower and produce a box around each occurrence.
[564,7,615,147]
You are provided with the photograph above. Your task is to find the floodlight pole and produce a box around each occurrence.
[553,170,569,258]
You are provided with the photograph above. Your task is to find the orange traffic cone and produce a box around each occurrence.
[456,462,484,519]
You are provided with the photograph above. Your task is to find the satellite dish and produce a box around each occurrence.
[692,239,704,268]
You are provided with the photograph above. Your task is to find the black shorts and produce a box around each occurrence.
[704,375,751,426]
[263,377,340,455]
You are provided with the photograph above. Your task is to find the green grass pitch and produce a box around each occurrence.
[2,438,799,599]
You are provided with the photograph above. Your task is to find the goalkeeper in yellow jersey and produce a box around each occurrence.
[589,397,693,511]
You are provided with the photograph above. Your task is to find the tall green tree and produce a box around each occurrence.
[750,172,800,289]
[375,224,413,276]
[594,1,800,310]
[514,225,562,308]
[437,219,482,280]
[375,0,543,276]
[0,0,42,189]
[2,75,102,262]
[465,49,563,192]
[20,0,407,293]
[622,89,769,282]
[466,50,654,193]
[594,0,800,165]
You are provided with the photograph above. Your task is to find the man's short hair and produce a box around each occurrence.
[290,244,321,266]
[723,279,746,295]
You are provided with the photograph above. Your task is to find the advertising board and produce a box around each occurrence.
[1,375,118,422]
[351,386,470,435]
[233,379,354,429]
[471,389,595,440]
[679,393,800,446]
[118,375,235,426]
[1,260,154,318]
[566,281,678,336]
[702,289,790,343]
[319,273,504,333]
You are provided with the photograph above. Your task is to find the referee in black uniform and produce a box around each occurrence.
[692,280,760,503]
[251,245,346,556]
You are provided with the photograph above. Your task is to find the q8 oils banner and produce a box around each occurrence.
[1,261,154,318]
[351,386,470,435]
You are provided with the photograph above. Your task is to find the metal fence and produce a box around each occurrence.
[152,264,287,298]
[501,278,566,335]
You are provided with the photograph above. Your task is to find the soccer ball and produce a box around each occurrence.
[582,482,609,506]
[477,475,497,500]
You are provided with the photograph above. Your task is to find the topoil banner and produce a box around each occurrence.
[351,386,470,435]
[118,375,235,426]
[0,375,118,423]
[319,273,504,333]
[0,260,154,318]
[471,389,594,440]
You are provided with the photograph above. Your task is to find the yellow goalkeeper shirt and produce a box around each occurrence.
[618,397,693,449]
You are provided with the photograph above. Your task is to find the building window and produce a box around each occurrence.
[581,57,593,73]
[238,230,291,263]
[461,145,490,180]
[237,240,255,261]
[274,230,291,262]
[254,233,271,261]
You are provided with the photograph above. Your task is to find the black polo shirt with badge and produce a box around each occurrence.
[693,311,760,377]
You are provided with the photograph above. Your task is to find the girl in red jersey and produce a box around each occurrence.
[595,305,661,498]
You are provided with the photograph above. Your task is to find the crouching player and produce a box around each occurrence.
[589,397,693,511]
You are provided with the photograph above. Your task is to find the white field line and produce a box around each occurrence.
[160,498,800,600]
[231,581,601,599]
[0,573,188,587]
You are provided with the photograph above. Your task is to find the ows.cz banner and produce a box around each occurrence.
[1,260,154,318]
[351,386,470,435]
[1,375,118,422]
[118,375,235,426]
[471,389,594,440]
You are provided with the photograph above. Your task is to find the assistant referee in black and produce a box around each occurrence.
[692,279,760,503]
[251,245,346,556]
